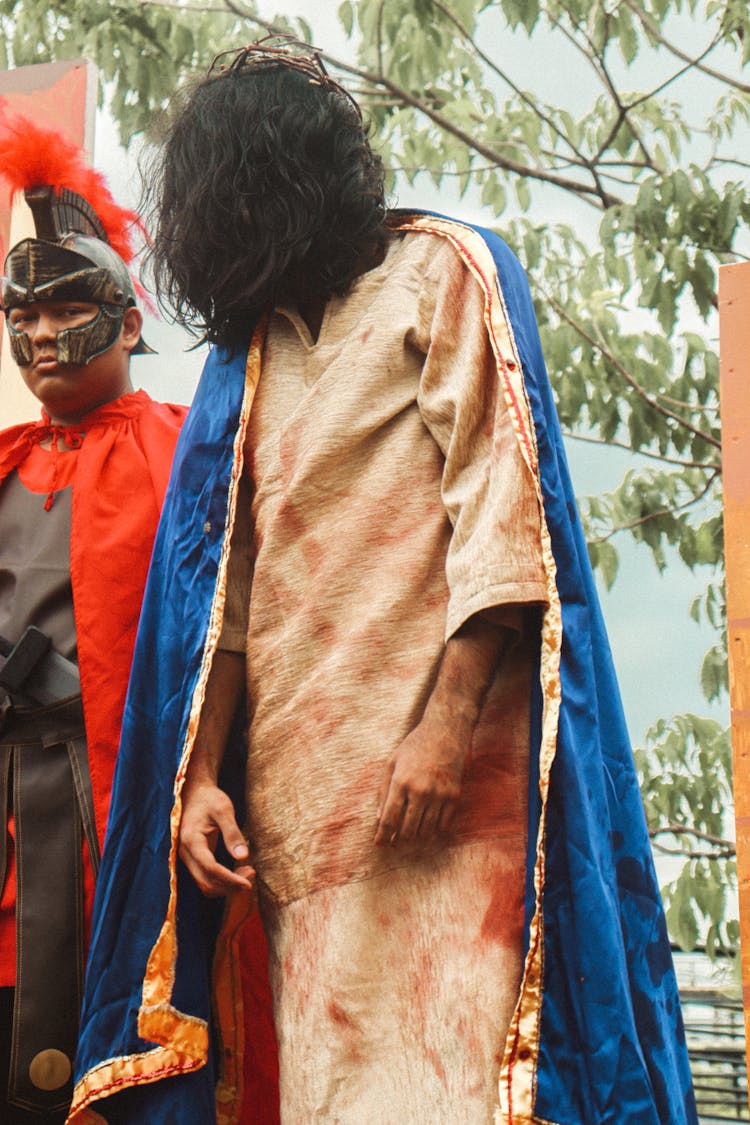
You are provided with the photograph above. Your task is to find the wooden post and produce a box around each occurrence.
[0,58,96,427]
[720,260,750,1084]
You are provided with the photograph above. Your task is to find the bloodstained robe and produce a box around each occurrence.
[214,230,546,1122]
[0,389,186,948]
[68,216,697,1125]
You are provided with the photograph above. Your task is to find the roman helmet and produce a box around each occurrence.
[0,113,154,366]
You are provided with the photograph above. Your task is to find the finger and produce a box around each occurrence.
[214,804,249,861]
[374,787,406,846]
[234,864,256,886]
[417,801,441,842]
[398,796,427,842]
[179,838,254,897]
[190,856,254,897]
[437,800,458,834]
[376,758,396,824]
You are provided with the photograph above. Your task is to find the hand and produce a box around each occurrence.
[179,778,255,897]
[373,717,468,847]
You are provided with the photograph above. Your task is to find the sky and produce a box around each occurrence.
[81,1,732,747]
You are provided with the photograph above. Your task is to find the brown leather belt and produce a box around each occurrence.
[0,695,99,1113]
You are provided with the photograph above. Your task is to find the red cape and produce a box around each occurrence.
[0,389,187,849]
[2,390,279,1121]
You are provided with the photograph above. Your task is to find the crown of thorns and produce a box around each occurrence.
[208,36,363,121]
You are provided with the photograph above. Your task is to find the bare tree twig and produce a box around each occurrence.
[562,428,720,470]
[650,822,735,852]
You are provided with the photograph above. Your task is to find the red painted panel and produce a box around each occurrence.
[0,58,94,261]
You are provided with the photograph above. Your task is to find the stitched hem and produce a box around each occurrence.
[445,580,549,641]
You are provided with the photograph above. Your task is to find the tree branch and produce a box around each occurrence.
[652,819,737,846]
[586,468,721,544]
[136,0,225,10]
[181,0,627,208]
[597,159,653,169]
[626,34,723,114]
[656,393,720,413]
[554,2,657,170]
[594,74,654,168]
[562,428,719,470]
[650,821,736,854]
[376,0,385,79]
[714,157,750,171]
[546,294,722,451]
[652,842,734,859]
[426,0,599,185]
[623,0,750,94]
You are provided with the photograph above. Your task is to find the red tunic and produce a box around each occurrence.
[0,389,186,983]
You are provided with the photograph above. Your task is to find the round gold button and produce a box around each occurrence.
[29,1048,71,1091]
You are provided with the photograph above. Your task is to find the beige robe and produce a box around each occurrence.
[221,231,547,1123]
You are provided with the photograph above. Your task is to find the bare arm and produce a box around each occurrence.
[178,648,254,895]
[374,614,514,847]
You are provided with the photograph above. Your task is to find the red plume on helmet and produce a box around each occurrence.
[0,101,156,362]
[0,102,143,267]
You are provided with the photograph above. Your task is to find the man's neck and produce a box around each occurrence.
[44,385,135,428]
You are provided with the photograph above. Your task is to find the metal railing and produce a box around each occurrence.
[679,987,748,1122]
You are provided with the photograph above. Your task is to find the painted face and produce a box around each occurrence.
[8,300,137,424]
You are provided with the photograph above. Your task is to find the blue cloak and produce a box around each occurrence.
[69,214,696,1124]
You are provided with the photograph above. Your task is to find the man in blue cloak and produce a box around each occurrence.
[69,39,696,1125]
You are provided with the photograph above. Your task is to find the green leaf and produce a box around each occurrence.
[515,176,531,211]
[666,875,700,951]
[700,645,728,702]
[617,9,639,64]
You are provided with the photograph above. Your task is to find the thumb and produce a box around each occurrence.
[215,804,249,860]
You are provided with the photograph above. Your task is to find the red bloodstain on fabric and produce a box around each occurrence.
[328,999,358,1030]
[327,999,365,1065]
[480,877,524,948]
[425,1045,448,1087]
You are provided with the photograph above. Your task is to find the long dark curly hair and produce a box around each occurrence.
[141,55,388,347]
